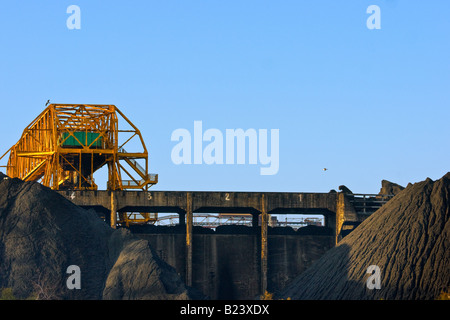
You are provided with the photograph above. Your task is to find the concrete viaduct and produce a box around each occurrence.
[58,189,375,294]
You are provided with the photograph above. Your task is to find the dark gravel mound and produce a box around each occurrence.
[215,224,255,234]
[379,179,405,196]
[129,224,185,234]
[0,173,201,300]
[129,224,214,234]
[269,226,297,235]
[279,173,450,300]
[296,225,333,236]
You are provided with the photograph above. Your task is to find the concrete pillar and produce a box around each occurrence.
[336,192,358,243]
[110,191,117,229]
[336,193,345,244]
[260,194,268,295]
[185,193,193,287]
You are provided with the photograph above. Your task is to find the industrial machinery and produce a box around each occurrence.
[0,103,158,225]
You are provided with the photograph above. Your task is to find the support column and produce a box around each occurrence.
[110,191,117,229]
[260,194,268,295]
[335,192,358,244]
[186,192,193,287]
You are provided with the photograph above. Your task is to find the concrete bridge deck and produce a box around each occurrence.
[58,190,339,218]
[57,190,344,238]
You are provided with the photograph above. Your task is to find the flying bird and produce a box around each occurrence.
[45,100,50,106]
[323,168,328,171]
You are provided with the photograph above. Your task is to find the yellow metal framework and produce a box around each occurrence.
[0,104,158,192]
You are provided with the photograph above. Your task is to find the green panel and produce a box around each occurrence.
[86,132,102,147]
[61,132,102,148]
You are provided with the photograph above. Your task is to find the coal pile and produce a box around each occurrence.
[296,225,333,236]
[379,179,405,196]
[280,173,450,300]
[130,223,332,236]
[0,172,201,300]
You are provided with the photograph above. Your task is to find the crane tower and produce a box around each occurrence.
[0,104,158,191]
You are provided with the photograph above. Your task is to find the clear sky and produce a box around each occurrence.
[0,1,449,194]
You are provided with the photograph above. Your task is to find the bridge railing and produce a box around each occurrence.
[121,174,158,187]
[347,193,394,215]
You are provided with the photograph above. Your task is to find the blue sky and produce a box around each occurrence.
[0,1,449,194]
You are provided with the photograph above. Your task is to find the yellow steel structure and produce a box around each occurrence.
[0,104,158,226]
[0,104,158,191]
